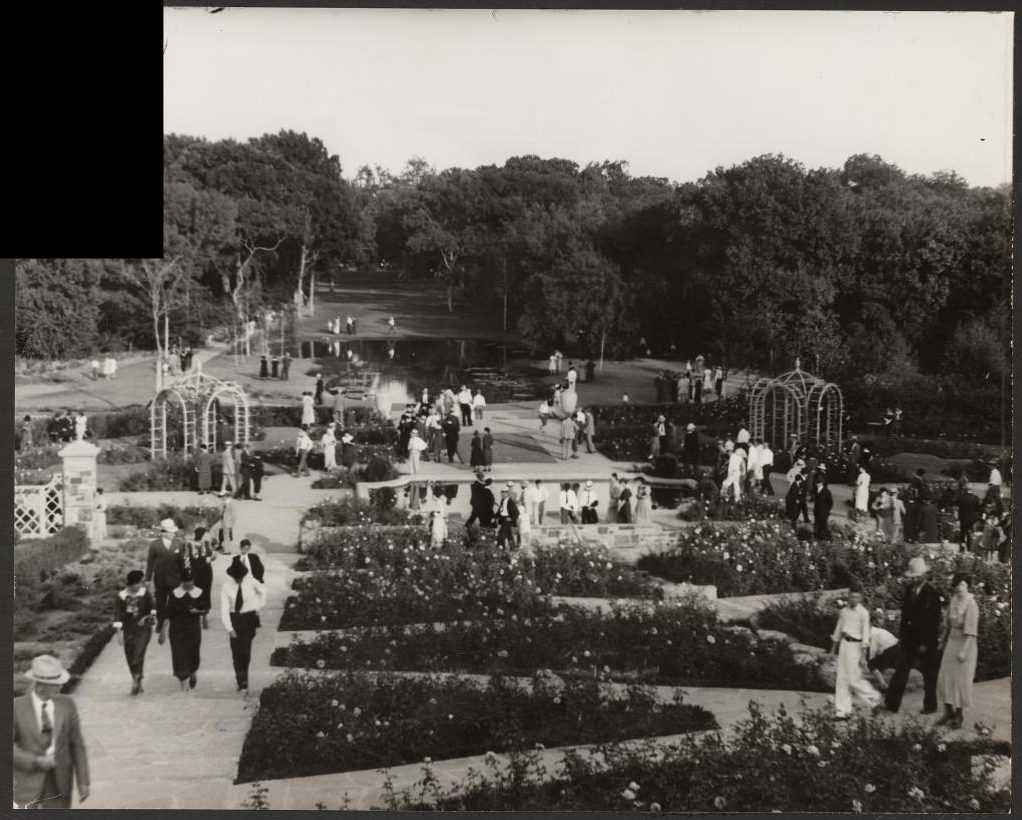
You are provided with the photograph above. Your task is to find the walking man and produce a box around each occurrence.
[880,556,943,715]
[559,413,578,460]
[249,449,265,501]
[220,442,235,497]
[407,428,426,474]
[495,487,519,547]
[296,428,313,476]
[829,587,881,720]
[236,443,253,500]
[13,655,90,808]
[220,559,267,694]
[145,518,183,643]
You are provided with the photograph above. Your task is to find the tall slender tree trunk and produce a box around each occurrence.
[309,265,316,317]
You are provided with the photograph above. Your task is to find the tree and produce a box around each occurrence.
[15,259,103,359]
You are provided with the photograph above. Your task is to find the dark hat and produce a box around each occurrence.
[126,569,144,585]
[226,558,249,581]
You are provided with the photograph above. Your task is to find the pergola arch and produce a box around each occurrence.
[749,364,844,451]
[149,372,251,459]
[202,382,251,452]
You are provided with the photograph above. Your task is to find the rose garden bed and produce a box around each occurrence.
[281,529,660,630]
[372,704,1010,813]
[273,600,823,692]
[237,669,716,783]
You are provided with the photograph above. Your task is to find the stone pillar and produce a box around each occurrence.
[58,438,101,541]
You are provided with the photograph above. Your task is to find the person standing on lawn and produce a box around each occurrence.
[114,570,155,695]
[221,558,267,695]
[829,586,881,720]
[813,475,833,540]
[259,355,269,379]
[145,518,184,643]
[13,655,91,808]
[880,556,943,716]
[166,568,208,691]
[933,572,980,730]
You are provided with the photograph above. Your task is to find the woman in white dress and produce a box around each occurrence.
[634,479,651,524]
[93,488,108,540]
[854,465,871,514]
[300,392,315,429]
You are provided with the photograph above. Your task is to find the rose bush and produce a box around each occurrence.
[237,669,716,783]
[373,702,1010,812]
[273,600,823,692]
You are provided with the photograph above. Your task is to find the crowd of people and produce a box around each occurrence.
[650,355,726,404]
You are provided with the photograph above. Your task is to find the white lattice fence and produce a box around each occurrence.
[14,475,63,539]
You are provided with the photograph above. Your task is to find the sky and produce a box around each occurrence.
[163,8,1013,188]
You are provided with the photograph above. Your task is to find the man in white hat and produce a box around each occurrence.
[13,655,90,808]
[407,427,427,474]
[145,518,183,641]
[879,556,944,715]
[579,479,599,524]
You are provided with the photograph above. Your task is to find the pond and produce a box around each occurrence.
[300,338,545,408]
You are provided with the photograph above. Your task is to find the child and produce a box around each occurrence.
[829,587,881,720]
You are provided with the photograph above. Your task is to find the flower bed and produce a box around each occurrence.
[756,552,1010,681]
[636,521,988,598]
[677,494,785,522]
[273,601,823,692]
[282,531,659,629]
[301,498,410,529]
[105,504,218,534]
[375,704,1010,812]
[237,669,717,783]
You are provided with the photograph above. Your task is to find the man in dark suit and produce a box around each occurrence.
[681,423,700,476]
[495,487,519,548]
[233,538,265,584]
[249,449,265,501]
[879,556,944,715]
[813,476,833,540]
[13,655,90,808]
[956,487,982,548]
[235,443,253,500]
[145,518,184,641]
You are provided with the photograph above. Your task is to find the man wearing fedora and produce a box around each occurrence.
[879,556,944,715]
[579,480,600,524]
[220,559,267,693]
[13,655,90,808]
[145,518,184,642]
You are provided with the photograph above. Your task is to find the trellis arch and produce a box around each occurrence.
[749,364,844,451]
[202,382,251,452]
[150,371,251,459]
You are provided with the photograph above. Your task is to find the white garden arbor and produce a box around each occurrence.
[150,371,251,458]
[749,364,844,451]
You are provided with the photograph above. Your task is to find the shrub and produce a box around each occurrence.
[117,454,199,491]
[87,406,150,439]
[14,527,91,590]
[301,498,408,529]
[237,669,716,783]
[105,504,216,533]
[375,703,1010,812]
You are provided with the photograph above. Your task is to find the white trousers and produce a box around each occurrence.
[835,640,880,716]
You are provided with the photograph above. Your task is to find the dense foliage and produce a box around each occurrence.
[19,145,1011,402]
[375,704,1010,813]
[237,669,716,782]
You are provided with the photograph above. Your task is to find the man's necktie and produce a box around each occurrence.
[40,703,52,745]
[235,584,244,613]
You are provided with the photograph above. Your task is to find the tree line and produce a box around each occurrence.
[16,131,1011,385]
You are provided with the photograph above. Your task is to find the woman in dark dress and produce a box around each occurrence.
[340,432,356,472]
[165,569,208,691]
[469,431,485,469]
[114,570,155,695]
[182,527,216,630]
[482,427,494,473]
[259,355,269,379]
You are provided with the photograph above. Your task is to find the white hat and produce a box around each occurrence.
[904,557,929,578]
[686,423,696,431]
[24,654,70,685]
[585,480,594,488]
[159,518,178,534]
[341,433,354,443]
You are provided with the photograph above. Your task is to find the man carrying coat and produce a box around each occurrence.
[13,655,90,808]
[145,518,184,641]
[878,556,944,715]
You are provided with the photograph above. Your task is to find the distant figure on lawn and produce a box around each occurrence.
[280,352,292,380]
[386,315,396,334]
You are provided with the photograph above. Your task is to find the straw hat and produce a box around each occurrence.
[24,654,70,685]
[159,518,178,534]
[904,556,929,578]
